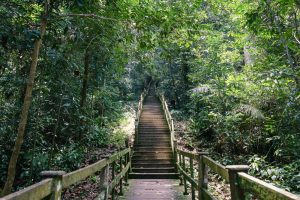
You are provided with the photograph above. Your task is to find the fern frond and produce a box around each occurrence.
[236,104,265,120]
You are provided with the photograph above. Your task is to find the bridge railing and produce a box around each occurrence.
[175,144,300,200]
[134,81,151,144]
[157,94,175,154]
[1,147,131,200]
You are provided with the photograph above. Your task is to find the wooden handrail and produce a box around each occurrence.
[237,172,300,200]
[134,81,151,144]
[0,148,131,200]
[0,179,53,200]
[175,147,300,200]
[157,93,175,154]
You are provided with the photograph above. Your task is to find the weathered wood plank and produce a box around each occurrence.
[108,162,131,193]
[62,159,107,188]
[62,149,129,188]
[202,188,216,200]
[120,179,190,200]
[177,149,200,161]
[107,148,130,164]
[238,172,300,200]
[177,163,198,187]
[1,179,52,200]
[203,156,229,182]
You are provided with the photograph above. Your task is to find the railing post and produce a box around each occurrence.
[190,157,195,200]
[173,140,178,173]
[226,165,249,200]
[125,140,130,185]
[134,119,138,144]
[182,155,189,195]
[198,152,209,200]
[99,162,109,200]
[40,171,65,200]
[170,118,175,154]
[119,156,123,196]
[111,161,116,200]
[179,153,183,186]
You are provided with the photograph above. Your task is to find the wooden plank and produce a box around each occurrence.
[120,179,190,200]
[177,149,199,161]
[202,156,229,182]
[62,159,107,188]
[108,162,131,193]
[177,163,198,187]
[1,179,52,200]
[202,188,216,200]
[238,172,300,200]
[107,148,130,164]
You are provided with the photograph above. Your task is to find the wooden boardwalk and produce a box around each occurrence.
[129,88,177,179]
[120,179,189,200]
[123,89,184,199]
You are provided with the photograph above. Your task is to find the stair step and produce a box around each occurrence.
[132,159,174,164]
[138,131,170,134]
[138,128,170,133]
[137,138,170,142]
[129,173,179,179]
[135,143,171,146]
[139,126,169,129]
[132,155,173,160]
[138,132,170,134]
[133,151,172,154]
[131,167,176,173]
[134,147,172,151]
[132,163,174,168]
[138,135,170,138]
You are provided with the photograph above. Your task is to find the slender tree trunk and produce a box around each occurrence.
[1,1,49,196]
[80,51,90,108]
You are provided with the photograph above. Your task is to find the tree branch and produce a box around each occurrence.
[58,13,121,22]
[293,32,300,45]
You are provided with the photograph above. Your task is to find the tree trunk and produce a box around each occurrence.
[1,1,49,196]
[80,51,90,108]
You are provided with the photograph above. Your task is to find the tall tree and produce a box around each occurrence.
[1,0,50,196]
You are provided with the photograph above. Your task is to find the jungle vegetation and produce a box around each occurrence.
[0,0,299,196]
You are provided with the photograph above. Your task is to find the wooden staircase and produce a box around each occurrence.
[129,89,178,179]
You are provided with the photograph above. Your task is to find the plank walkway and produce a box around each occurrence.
[123,89,185,199]
[129,88,178,179]
[120,179,189,200]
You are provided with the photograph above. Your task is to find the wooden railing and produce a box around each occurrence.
[175,145,300,200]
[158,94,175,154]
[1,147,131,200]
[134,82,151,144]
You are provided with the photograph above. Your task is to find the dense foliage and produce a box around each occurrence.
[0,0,299,195]
[151,0,300,193]
[0,0,147,193]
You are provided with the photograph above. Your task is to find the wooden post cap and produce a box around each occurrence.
[40,171,66,178]
[226,165,250,171]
